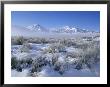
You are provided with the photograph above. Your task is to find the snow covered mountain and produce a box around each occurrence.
[26,24,93,33]
[26,24,49,32]
[52,26,90,33]
[11,24,97,37]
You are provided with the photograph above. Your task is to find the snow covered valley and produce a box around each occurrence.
[11,34,100,77]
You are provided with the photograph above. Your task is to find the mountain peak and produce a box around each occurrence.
[52,25,92,33]
[26,24,48,32]
[26,24,41,30]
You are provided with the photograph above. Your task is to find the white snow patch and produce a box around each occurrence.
[37,66,61,77]
[58,56,65,62]
[11,69,29,77]
[62,68,98,77]
[66,47,81,53]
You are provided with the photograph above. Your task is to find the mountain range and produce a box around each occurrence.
[11,24,97,36]
[25,24,95,33]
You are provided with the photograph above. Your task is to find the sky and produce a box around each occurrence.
[11,11,100,31]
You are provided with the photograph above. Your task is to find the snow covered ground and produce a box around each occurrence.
[11,34,100,77]
[11,64,99,77]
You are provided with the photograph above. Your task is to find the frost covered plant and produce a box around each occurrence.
[40,38,48,44]
[20,42,31,52]
[83,46,100,64]
[74,60,83,70]
[53,61,66,75]
[49,43,66,53]
[11,56,18,69]
[29,56,47,73]
[82,36,93,41]
[51,54,59,66]
[11,57,24,72]
[28,37,48,44]
[64,43,100,70]
[60,39,77,47]
[25,58,33,65]
[19,58,33,68]
[11,36,26,45]
[66,52,78,58]
[74,46,100,70]
[11,56,32,71]
[43,43,64,53]
[43,47,57,53]
[28,72,38,77]
[17,36,26,45]
[76,42,89,49]
[28,37,40,43]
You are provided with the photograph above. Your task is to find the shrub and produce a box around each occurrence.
[65,41,100,70]
[43,47,56,53]
[49,43,66,53]
[19,58,33,68]
[53,61,66,75]
[74,60,83,70]
[17,36,25,45]
[11,55,34,70]
[75,46,100,70]
[20,43,31,52]
[60,39,77,47]
[27,37,48,44]
[40,38,48,44]
[11,56,18,69]
[76,43,89,49]
[16,63,22,72]
[29,56,47,73]
[66,52,77,58]
[51,54,59,66]
[43,43,65,54]
[11,36,25,45]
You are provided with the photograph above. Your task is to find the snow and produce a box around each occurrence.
[26,24,48,32]
[16,53,29,60]
[11,25,100,77]
[44,53,53,62]
[93,37,100,41]
[11,42,100,77]
[11,43,50,60]
[58,56,65,62]
[66,47,83,55]
[11,69,29,77]
[30,63,99,77]
[66,47,77,53]
[29,43,50,50]
[11,63,99,77]
[62,68,97,77]
[37,66,61,77]
[67,57,79,63]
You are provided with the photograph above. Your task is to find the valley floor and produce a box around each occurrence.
[11,34,100,77]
